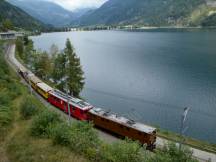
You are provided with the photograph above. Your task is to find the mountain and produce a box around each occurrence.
[73,7,97,19]
[7,0,75,27]
[0,0,45,31]
[72,0,216,27]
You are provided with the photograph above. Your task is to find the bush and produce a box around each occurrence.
[7,82,22,99]
[0,90,11,106]
[48,121,100,160]
[163,143,197,162]
[30,110,61,137]
[0,105,13,127]
[50,122,71,146]
[20,96,40,119]
[69,121,100,154]
[149,143,198,162]
[148,151,172,162]
[99,139,144,162]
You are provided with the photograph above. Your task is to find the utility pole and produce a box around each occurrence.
[66,83,71,125]
[179,107,190,150]
[27,73,32,96]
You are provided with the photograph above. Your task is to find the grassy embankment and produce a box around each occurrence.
[0,41,87,162]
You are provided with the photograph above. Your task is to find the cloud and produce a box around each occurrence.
[46,0,107,11]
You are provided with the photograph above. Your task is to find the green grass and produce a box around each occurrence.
[157,128,216,154]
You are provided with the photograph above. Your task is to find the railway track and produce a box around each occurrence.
[4,43,216,162]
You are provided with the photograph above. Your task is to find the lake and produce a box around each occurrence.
[31,30,216,143]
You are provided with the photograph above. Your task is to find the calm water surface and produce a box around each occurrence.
[31,30,216,143]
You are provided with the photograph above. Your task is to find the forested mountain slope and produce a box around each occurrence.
[0,0,45,31]
[7,0,74,27]
[72,0,216,27]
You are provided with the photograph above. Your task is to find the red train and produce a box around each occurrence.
[48,89,93,120]
[18,66,156,150]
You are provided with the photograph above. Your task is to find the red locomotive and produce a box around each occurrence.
[48,89,93,120]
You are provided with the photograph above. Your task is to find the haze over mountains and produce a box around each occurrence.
[7,0,95,27]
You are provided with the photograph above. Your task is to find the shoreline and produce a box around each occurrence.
[29,26,216,35]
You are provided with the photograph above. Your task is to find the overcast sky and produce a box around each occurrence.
[45,0,107,11]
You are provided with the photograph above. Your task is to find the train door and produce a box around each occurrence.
[64,102,68,113]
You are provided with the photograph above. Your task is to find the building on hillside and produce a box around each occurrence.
[0,31,24,40]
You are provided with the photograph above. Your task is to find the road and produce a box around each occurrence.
[5,43,216,162]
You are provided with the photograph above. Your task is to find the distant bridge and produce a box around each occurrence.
[0,32,24,40]
[206,0,216,7]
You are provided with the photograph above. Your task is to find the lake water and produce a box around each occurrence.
[31,30,216,143]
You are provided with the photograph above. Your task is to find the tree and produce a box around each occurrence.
[33,51,52,80]
[51,52,67,90]
[15,38,24,59]
[50,44,59,61]
[23,35,29,46]
[2,19,13,30]
[64,38,85,97]
[50,44,59,74]
[24,39,34,65]
[51,39,85,97]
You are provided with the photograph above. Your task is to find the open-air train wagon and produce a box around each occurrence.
[28,75,42,90]
[36,82,53,99]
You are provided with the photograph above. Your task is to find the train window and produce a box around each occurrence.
[101,118,105,121]
[120,125,123,128]
[138,132,142,136]
[126,128,130,131]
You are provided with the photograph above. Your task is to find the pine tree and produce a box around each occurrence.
[50,44,58,61]
[2,19,13,31]
[64,38,85,97]
[15,38,24,59]
[24,39,34,64]
[52,52,67,90]
[33,51,51,80]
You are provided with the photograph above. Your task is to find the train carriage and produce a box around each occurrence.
[28,75,42,90]
[36,82,53,99]
[18,66,28,78]
[88,108,156,150]
[48,90,93,120]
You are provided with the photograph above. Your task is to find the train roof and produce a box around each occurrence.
[49,89,93,111]
[29,75,42,84]
[90,108,156,134]
[18,66,27,72]
[37,82,53,92]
